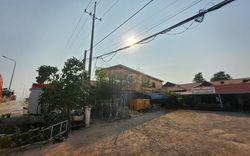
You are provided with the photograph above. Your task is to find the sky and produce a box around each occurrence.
[0,0,249,100]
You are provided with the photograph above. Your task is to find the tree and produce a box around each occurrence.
[60,57,86,115]
[193,72,205,83]
[36,65,58,84]
[39,57,87,119]
[92,68,119,101]
[210,71,232,81]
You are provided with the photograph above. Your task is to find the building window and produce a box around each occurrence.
[152,82,156,88]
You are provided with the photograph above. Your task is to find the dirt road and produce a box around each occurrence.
[13,110,166,156]
[5,109,250,156]
[75,110,250,156]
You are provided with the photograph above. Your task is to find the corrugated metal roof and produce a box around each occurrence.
[211,77,250,85]
[163,78,250,94]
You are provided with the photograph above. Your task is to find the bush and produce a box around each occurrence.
[0,128,49,148]
[0,136,12,148]
[1,113,11,119]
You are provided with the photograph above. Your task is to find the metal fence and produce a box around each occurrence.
[0,120,68,148]
[92,98,129,121]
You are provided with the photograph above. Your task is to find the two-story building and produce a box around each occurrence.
[103,64,163,93]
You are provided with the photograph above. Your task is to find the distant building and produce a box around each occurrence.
[28,83,48,114]
[162,78,250,111]
[162,78,250,95]
[103,64,163,92]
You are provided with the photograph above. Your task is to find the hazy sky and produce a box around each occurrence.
[0,0,249,99]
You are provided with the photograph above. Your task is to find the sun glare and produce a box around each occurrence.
[126,36,137,46]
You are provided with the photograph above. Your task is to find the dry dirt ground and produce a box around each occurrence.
[5,110,250,156]
[0,101,25,116]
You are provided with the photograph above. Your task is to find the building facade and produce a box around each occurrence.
[103,64,163,92]
[162,78,250,111]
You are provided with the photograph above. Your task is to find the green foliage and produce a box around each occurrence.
[193,72,205,83]
[165,90,177,97]
[141,77,151,88]
[36,65,58,84]
[1,113,11,118]
[39,57,87,118]
[91,68,119,101]
[0,135,12,148]
[210,71,232,81]
[39,81,64,114]
[0,127,55,148]
[61,57,83,85]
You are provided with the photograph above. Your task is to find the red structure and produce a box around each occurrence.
[32,83,48,89]
[0,74,2,103]
[215,83,250,94]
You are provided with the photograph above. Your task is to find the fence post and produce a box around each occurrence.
[59,123,62,133]
[85,106,91,127]
[50,126,54,139]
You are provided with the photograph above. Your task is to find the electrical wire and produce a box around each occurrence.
[79,0,154,60]
[68,16,90,49]
[92,0,154,50]
[94,0,203,54]
[97,0,102,6]
[93,0,235,60]
[100,52,117,63]
[166,1,215,35]
[137,0,203,36]
[139,36,157,44]
[100,0,119,19]
[86,0,94,9]
[93,0,180,53]
[166,20,196,35]
[64,14,85,49]
[64,0,93,49]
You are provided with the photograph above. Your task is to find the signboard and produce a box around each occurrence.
[191,86,216,94]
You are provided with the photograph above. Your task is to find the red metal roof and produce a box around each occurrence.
[211,78,250,85]
[32,83,48,88]
[164,78,250,94]
[215,83,250,94]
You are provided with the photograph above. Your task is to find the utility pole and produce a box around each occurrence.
[85,2,101,126]
[85,1,101,82]
[82,50,87,85]
[2,55,16,90]
[83,50,87,72]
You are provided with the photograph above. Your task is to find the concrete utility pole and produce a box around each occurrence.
[84,2,101,125]
[85,1,101,82]
[2,55,16,90]
[82,50,87,85]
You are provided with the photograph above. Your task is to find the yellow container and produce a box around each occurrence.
[131,99,151,110]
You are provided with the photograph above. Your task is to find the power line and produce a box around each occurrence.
[93,0,180,53]
[64,0,93,49]
[68,16,90,49]
[100,52,117,63]
[86,0,94,9]
[91,0,155,50]
[94,0,235,60]
[137,0,204,36]
[94,0,203,53]
[100,0,119,19]
[166,20,196,35]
